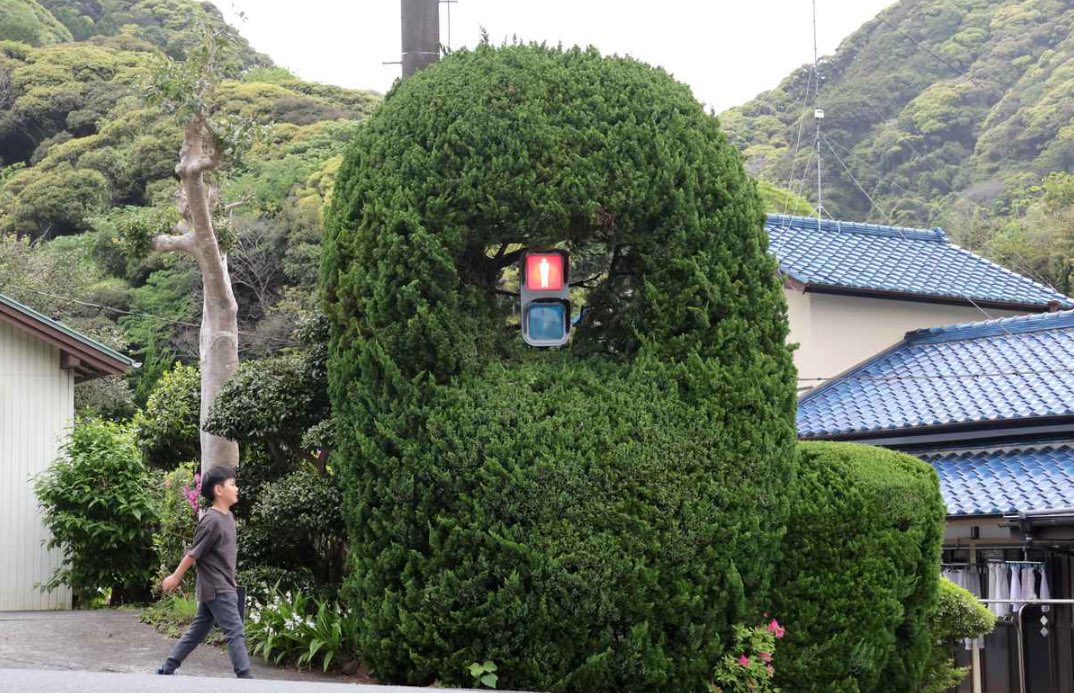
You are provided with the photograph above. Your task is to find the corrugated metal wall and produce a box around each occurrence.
[0,320,73,611]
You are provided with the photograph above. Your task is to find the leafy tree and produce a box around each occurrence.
[0,0,72,46]
[324,43,797,690]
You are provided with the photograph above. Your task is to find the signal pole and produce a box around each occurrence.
[401,0,440,77]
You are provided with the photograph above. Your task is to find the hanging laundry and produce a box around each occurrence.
[1010,565,1023,613]
[964,567,981,599]
[988,563,1009,618]
[1040,566,1051,614]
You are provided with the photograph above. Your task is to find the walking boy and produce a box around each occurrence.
[156,465,252,678]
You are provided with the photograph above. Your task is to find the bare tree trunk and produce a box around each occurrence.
[153,115,240,474]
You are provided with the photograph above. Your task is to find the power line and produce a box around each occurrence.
[1,283,296,346]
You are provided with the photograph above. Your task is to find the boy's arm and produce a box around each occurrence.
[161,554,196,593]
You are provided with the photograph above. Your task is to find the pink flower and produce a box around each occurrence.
[738,654,750,667]
[767,619,785,639]
[766,664,774,676]
[758,651,772,663]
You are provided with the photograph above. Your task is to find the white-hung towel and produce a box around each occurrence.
[1010,565,1023,614]
[988,563,1008,617]
[1040,567,1051,613]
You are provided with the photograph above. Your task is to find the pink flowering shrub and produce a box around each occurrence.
[153,462,201,589]
[711,620,784,693]
[181,472,202,517]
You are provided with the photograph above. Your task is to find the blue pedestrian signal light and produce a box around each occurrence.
[520,250,570,347]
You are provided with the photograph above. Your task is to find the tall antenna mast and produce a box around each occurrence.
[813,0,824,227]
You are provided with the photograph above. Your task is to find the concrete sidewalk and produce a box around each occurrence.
[0,610,529,691]
[0,609,336,680]
[0,669,514,692]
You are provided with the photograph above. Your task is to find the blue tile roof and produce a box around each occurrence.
[766,214,1074,309]
[797,310,1074,438]
[919,444,1074,517]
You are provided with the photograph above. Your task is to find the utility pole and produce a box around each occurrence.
[401,0,439,77]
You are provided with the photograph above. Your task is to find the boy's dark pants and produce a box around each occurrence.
[161,591,252,677]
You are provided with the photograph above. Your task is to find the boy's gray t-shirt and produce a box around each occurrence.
[187,508,238,603]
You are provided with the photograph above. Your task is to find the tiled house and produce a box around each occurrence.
[765,214,1074,392]
[797,310,1074,692]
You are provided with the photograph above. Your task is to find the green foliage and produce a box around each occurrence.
[771,442,946,693]
[140,592,210,640]
[37,0,268,66]
[757,179,814,215]
[0,0,72,46]
[246,584,360,672]
[33,418,159,604]
[249,469,346,587]
[711,622,782,693]
[152,461,199,586]
[724,0,1074,231]
[205,346,329,469]
[324,43,797,691]
[922,578,997,692]
[132,362,200,467]
[468,660,499,689]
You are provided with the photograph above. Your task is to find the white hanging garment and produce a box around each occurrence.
[988,564,1006,617]
[1040,566,1051,613]
[1009,565,1023,614]
[1024,566,1039,601]
[965,567,981,597]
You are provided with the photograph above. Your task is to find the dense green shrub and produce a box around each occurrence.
[771,442,946,692]
[922,578,996,692]
[249,469,346,587]
[132,362,200,468]
[324,43,797,690]
[34,418,159,604]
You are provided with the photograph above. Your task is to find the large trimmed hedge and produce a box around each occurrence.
[323,43,797,690]
[772,442,946,692]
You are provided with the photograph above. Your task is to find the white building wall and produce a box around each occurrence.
[0,320,73,611]
[786,289,1028,392]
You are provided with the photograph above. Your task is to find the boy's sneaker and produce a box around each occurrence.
[155,666,176,675]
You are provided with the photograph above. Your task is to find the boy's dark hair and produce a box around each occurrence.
[200,465,237,503]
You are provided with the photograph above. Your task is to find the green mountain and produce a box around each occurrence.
[722,0,1074,231]
[0,0,380,408]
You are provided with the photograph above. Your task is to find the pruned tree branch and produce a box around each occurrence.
[151,231,197,254]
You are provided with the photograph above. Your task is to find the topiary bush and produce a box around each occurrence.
[323,43,797,691]
[771,442,946,692]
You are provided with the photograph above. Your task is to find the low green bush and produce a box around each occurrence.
[922,578,996,692]
[772,442,946,692]
[34,418,159,605]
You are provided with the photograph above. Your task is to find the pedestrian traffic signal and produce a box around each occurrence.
[520,250,570,347]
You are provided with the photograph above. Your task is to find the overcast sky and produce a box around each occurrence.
[215,1,896,113]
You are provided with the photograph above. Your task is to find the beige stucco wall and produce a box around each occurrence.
[786,289,1029,392]
[0,320,73,611]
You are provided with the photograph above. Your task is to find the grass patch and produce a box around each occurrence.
[140,593,224,644]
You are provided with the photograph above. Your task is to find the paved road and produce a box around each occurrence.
[0,669,509,692]
[0,609,334,680]
[0,610,528,691]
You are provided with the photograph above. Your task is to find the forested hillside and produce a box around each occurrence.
[0,0,379,410]
[722,0,1074,293]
